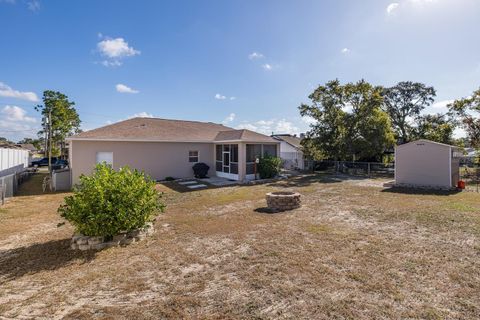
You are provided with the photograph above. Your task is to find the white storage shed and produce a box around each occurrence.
[395,139,461,189]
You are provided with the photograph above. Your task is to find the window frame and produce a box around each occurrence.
[188,150,199,163]
[96,151,113,166]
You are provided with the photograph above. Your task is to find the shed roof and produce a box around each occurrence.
[396,139,461,150]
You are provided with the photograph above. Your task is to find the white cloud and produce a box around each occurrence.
[262,63,273,71]
[130,112,153,118]
[432,99,454,109]
[386,2,400,15]
[0,119,37,140]
[0,82,39,102]
[1,105,36,123]
[237,119,299,135]
[230,96,236,101]
[215,93,226,100]
[27,0,40,11]
[97,36,140,67]
[341,48,350,54]
[222,113,236,124]
[248,52,264,60]
[101,60,123,67]
[116,83,139,94]
[301,116,316,125]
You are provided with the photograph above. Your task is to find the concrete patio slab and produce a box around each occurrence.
[187,184,208,189]
[178,181,198,185]
[200,177,238,187]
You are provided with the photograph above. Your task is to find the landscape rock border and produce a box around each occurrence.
[70,222,154,250]
[266,191,302,212]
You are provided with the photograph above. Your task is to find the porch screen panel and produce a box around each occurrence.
[246,163,254,175]
[246,144,262,162]
[216,145,222,171]
[230,144,239,174]
[231,144,238,162]
[263,144,277,157]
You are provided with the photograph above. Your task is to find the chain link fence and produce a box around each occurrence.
[305,160,395,178]
[459,162,480,192]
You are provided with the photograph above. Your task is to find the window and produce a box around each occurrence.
[96,152,113,166]
[189,151,199,163]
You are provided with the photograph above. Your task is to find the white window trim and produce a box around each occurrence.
[189,150,199,163]
[96,152,113,166]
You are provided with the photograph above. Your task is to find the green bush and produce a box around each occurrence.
[257,155,282,179]
[58,163,164,237]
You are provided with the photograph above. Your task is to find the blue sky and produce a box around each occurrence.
[0,0,479,141]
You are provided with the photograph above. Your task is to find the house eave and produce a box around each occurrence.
[66,137,214,143]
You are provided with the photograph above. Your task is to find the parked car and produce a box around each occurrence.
[31,157,58,167]
[52,159,69,171]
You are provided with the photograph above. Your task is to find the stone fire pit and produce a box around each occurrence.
[266,191,301,212]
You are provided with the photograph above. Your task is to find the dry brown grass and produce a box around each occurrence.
[0,174,479,319]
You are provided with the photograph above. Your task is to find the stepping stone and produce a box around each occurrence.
[187,184,207,189]
[178,181,197,185]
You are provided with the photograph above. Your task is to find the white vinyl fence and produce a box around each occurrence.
[0,148,30,171]
[0,148,30,200]
[280,151,305,170]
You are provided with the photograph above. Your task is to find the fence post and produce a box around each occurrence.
[367,163,371,177]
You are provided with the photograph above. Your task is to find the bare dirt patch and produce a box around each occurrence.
[0,174,479,319]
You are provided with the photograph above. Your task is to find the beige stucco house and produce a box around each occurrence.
[67,117,280,184]
[395,139,462,189]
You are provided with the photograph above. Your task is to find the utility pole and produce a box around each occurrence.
[47,108,52,174]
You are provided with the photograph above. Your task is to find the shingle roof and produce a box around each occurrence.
[17,143,37,151]
[69,117,277,143]
[396,139,461,149]
[272,135,303,149]
[215,129,278,143]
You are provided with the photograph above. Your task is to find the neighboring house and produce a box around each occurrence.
[17,143,39,159]
[395,139,462,189]
[67,117,280,184]
[272,134,305,170]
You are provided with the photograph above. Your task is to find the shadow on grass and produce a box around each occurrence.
[0,238,96,281]
[381,187,461,196]
[266,173,360,188]
[157,180,218,193]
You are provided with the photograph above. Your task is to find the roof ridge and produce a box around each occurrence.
[131,117,225,126]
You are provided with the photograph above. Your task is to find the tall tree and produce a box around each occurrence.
[0,137,14,145]
[35,91,81,160]
[382,81,436,143]
[411,113,456,145]
[299,79,395,161]
[448,87,480,148]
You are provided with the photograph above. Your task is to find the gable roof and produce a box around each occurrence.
[272,134,303,149]
[68,117,277,143]
[396,139,461,150]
